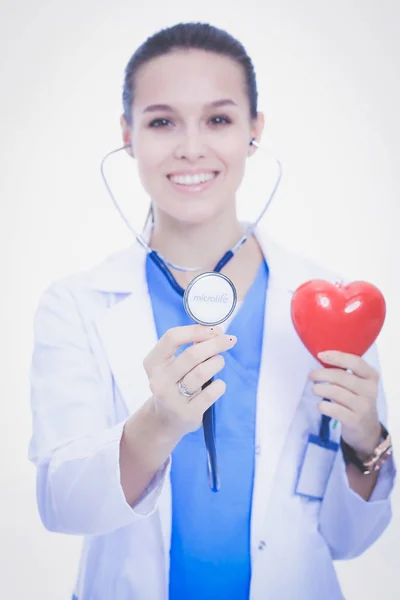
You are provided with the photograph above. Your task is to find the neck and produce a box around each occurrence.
[149,209,246,273]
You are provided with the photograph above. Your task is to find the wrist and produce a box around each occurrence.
[353,426,383,462]
[341,422,392,475]
[342,420,382,461]
[145,397,185,446]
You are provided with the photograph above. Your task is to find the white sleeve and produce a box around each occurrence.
[29,282,170,536]
[318,343,396,559]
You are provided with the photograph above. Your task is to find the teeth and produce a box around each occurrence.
[169,172,216,185]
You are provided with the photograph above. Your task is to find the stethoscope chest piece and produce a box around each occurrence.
[183,272,237,326]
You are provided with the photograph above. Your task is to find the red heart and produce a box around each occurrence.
[291,280,386,366]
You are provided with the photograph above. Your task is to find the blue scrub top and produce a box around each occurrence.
[146,255,269,600]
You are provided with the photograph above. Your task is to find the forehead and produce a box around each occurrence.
[133,49,248,110]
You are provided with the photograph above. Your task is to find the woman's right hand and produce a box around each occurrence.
[143,324,237,437]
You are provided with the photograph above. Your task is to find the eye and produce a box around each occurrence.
[149,118,172,128]
[209,115,232,126]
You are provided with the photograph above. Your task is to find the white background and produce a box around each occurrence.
[1,0,399,598]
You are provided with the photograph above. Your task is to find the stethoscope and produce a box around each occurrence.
[100,138,282,491]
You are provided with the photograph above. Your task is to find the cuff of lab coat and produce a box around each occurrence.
[368,453,397,502]
[130,455,171,517]
[319,447,395,559]
[112,419,171,519]
[44,420,171,535]
[326,446,396,506]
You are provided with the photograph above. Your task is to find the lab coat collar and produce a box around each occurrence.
[87,222,306,295]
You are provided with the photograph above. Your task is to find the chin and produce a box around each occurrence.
[156,197,221,225]
[172,205,223,227]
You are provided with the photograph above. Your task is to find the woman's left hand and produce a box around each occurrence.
[309,350,382,460]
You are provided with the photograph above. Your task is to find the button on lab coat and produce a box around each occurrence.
[29,224,396,600]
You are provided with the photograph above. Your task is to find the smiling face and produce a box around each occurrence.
[121,49,264,226]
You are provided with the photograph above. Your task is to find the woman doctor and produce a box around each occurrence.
[29,22,396,600]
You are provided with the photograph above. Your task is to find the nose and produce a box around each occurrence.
[174,127,207,161]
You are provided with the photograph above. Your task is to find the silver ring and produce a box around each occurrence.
[178,379,196,398]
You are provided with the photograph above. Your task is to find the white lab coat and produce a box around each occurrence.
[29,224,396,600]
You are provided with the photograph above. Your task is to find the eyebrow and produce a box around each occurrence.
[142,98,238,114]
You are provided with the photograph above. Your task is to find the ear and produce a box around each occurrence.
[120,114,134,157]
[248,111,265,156]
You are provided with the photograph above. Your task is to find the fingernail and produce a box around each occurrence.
[209,326,221,334]
[318,351,332,360]
[229,336,237,343]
